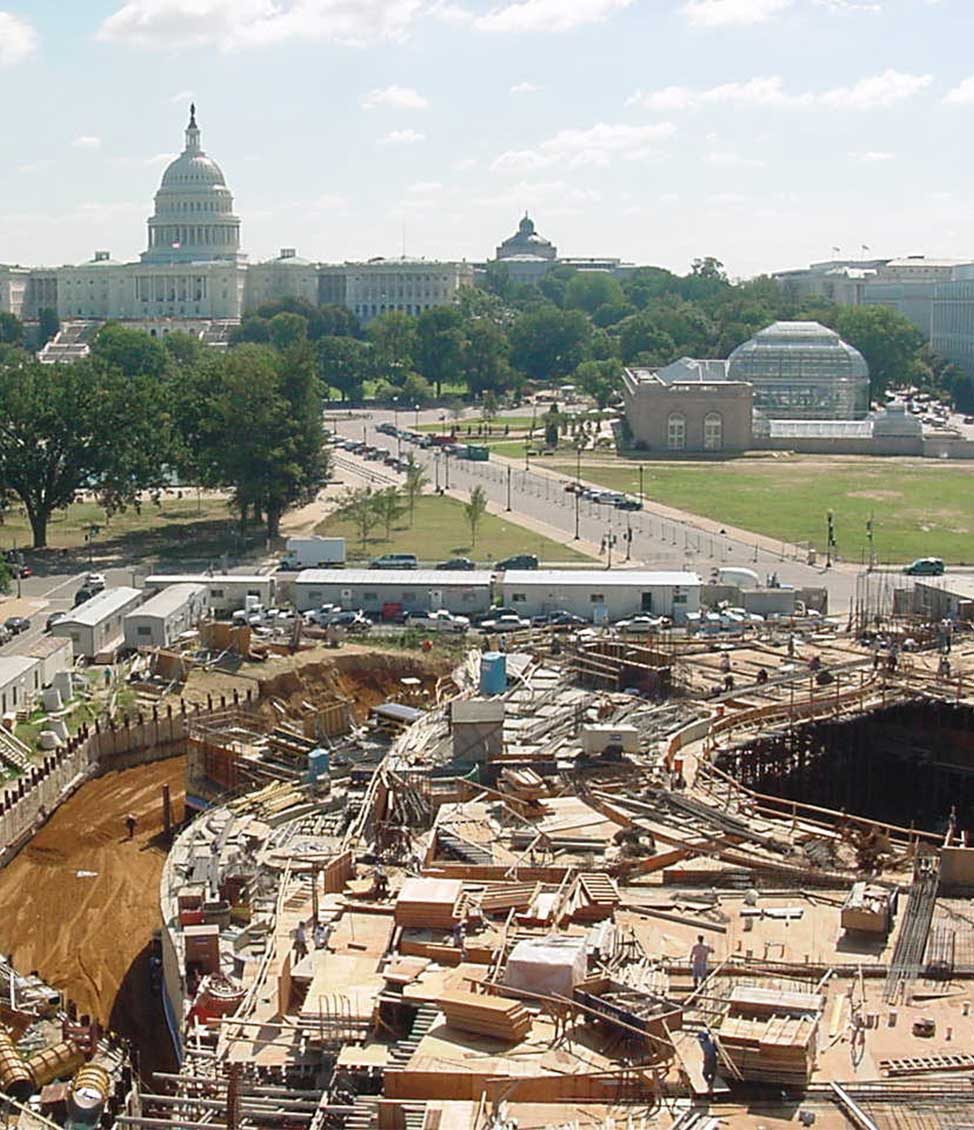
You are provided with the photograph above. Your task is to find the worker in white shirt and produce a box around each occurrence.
[690,935,714,989]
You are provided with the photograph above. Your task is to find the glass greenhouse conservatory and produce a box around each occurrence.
[727,321,870,420]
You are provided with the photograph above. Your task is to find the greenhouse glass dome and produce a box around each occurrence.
[727,321,870,420]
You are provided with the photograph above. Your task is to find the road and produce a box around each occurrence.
[330,408,865,615]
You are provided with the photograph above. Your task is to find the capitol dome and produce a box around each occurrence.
[141,105,243,265]
[727,321,870,420]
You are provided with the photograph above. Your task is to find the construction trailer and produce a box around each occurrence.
[50,587,144,659]
[0,656,42,715]
[23,635,73,687]
[291,569,493,616]
[123,583,209,649]
[143,573,276,614]
[500,569,701,623]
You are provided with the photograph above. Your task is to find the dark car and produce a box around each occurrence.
[45,612,66,632]
[371,553,418,569]
[73,587,93,607]
[325,610,371,632]
[495,554,539,571]
[436,557,476,571]
[4,616,30,635]
[532,610,586,629]
[904,557,945,576]
[615,497,643,511]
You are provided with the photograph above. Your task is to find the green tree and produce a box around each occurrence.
[0,313,22,346]
[368,311,416,383]
[91,322,168,378]
[317,336,372,402]
[833,305,925,400]
[335,486,380,548]
[163,331,205,369]
[373,486,407,538]
[268,311,308,350]
[509,305,591,380]
[617,313,676,365]
[481,390,498,422]
[464,485,488,547]
[401,371,434,406]
[230,315,271,344]
[537,264,578,308]
[37,308,59,346]
[543,406,561,448]
[575,359,622,410]
[483,260,515,300]
[0,358,171,547]
[403,454,429,524]
[415,306,464,397]
[316,304,361,339]
[462,319,511,397]
[565,272,624,316]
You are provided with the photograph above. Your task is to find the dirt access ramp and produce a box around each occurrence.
[0,757,185,1077]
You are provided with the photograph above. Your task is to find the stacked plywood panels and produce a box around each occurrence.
[437,989,532,1042]
[395,878,464,930]
[717,986,823,1087]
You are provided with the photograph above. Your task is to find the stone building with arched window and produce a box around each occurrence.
[622,358,754,454]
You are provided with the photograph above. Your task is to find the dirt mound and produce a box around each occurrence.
[256,651,451,724]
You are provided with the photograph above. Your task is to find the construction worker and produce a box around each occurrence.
[697,1029,719,1091]
[125,814,137,840]
[690,935,714,989]
[293,921,308,961]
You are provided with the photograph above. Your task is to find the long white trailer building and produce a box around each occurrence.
[51,587,144,659]
[291,569,494,616]
[124,583,209,649]
[143,574,275,614]
[500,570,701,622]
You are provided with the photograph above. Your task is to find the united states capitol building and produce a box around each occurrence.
[0,107,475,347]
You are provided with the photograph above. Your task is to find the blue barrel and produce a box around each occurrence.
[480,652,507,696]
[307,747,330,784]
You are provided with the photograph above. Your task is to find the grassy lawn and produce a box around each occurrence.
[0,495,272,564]
[545,455,974,564]
[315,493,593,563]
[415,416,539,433]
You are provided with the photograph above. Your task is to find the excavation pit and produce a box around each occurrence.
[716,698,974,834]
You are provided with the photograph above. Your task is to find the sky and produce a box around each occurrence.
[0,0,972,278]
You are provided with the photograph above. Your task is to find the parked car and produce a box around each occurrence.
[614,614,664,635]
[436,557,476,571]
[324,610,371,632]
[903,557,945,576]
[405,609,470,632]
[371,553,418,570]
[304,604,341,626]
[73,587,93,607]
[532,610,587,629]
[4,616,30,635]
[86,572,106,593]
[480,613,531,632]
[615,497,643,511]
[495,554,539,571]
[45,612,67,632]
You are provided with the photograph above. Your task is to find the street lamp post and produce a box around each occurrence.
[392,397,399,431]
[524,439,530,472]
[506,466,512,511]
[639,464,645,505]
[576,443,582,486]
[444,452,451,491]
[826,509,835,569]
[625,513,633,561]
[574,490,580,540]
[434,452,440,492]
[414,403,420,427]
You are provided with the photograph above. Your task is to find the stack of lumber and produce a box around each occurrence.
[479,883,540,917]
[395,878,464,930]
[500,767,547,800]
[437,989,532,1042]
[717,985,823,1087]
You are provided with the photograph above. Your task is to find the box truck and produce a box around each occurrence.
[279,537,346,570]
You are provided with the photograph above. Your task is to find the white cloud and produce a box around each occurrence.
[510,81,542,95]
[362,84,429,110]
[943,77,974,105]
[475,0,632,33]
[491,120,676,173]
[144,152,175,166]
[378,129,426,145]
[629,69,931,111]
[850,150,894,162]
[17,160,52,175]
[72,136,102,150]
[706,150,766,167]
[312,192,349,210]
[168,89,194,104]
[0,11,38,67]
[681,0,792,27]
[472,179,601,209]
[408,180,443,192]
[453,157,478,171]
[98,0,426,50]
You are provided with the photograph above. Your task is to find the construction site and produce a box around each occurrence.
[3,593,974,1130]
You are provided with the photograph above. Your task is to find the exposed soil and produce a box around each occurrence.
[172,643,454,720]
[0,758,185,1081]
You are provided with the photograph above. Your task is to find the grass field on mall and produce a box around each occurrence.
[316,493,594,564]
[546,455,974,564]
